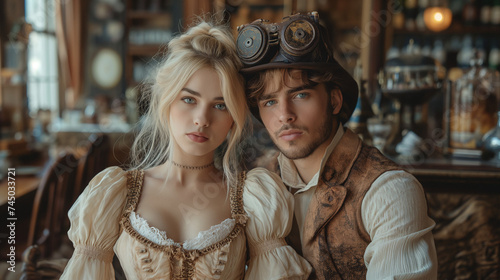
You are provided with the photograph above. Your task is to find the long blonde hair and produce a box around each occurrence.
[130,20,249,187]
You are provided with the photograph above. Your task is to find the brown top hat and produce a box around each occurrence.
[237,11,359,123]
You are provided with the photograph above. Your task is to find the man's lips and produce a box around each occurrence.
[187,132,208,143]
[278,129,303,141]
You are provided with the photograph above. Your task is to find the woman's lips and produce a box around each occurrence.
[187,133,208,143]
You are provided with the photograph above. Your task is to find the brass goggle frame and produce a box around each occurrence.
[236,11,325,67]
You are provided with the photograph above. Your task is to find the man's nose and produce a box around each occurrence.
[277,101,296,124]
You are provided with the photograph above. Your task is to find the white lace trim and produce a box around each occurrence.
[129,211,235,250]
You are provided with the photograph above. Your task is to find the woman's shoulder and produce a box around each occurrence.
[91,166,128,183]
[82,166,131,197]
[69,166,132,223]
[242,167,290,203]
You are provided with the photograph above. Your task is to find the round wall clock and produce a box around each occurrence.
[91,48,122,89]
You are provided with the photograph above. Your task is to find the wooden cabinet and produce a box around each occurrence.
[124,0,182,86]
[123,0,215,87]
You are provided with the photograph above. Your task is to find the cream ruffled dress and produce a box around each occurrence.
[59,166,311,280]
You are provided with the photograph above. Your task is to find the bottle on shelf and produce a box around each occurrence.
[402,37,421,55]
[444,35,464,68]
[463,0,478,25]
[432,39,446,64]
[489,40,500,70]
[491,0,500,25]
[416,0,429,30]
[404,0,419,30]
[479,0,492,25]
[475,37,487,61]
[450,0,465,23]
[421,39,433,57]
[457,35,474,68]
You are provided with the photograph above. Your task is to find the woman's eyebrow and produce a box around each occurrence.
[181,87,224,101]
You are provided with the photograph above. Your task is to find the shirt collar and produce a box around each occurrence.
[278,124,345,194]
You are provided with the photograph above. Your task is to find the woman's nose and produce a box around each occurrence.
[194,107,210,127]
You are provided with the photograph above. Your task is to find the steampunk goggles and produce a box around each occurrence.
[238,12,360,125]
[236,11,332,70]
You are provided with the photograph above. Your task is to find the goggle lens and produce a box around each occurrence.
[237,25,267,63]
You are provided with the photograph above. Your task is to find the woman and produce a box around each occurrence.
[60,20,311,279]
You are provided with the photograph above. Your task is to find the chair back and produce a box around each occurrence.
[73,134,110,204]
[27,152,78,258]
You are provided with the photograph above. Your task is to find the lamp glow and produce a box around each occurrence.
[424,7,452,32]
[434,12,443,22]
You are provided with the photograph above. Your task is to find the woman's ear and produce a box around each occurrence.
[330,88,343,115]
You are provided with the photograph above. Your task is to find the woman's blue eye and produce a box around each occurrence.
[182,97,195,104]
[214,103,227,110]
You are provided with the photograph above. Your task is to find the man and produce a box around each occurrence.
[237,12,437,279]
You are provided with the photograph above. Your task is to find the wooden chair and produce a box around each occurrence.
[20,135,113,280]
[72,133,110,204]
[20,245,67,280]
[26,152,78,259]
[19,153,78,280]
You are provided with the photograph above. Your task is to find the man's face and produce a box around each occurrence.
[257,71,340,160]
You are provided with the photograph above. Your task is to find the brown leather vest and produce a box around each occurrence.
[290,129,402,280]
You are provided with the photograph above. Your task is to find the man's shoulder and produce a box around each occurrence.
[358,143,402,171]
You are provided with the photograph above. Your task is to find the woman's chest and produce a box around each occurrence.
[114,230,247,279]
[137,181,232,242]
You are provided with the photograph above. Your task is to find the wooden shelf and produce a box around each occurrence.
[400,158,500,194]
[127,44,164,56]
[394,24,500,36]
[127,11,171,20]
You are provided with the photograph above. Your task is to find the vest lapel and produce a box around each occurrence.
[302,129,363,245]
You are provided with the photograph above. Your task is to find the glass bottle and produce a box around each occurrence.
[491,0,500,25]
[457,36,474,68]
[463,0,478,25]
[449,56,499,150]
[489,41,500,71]
[479,0,492,25]
[405,0,419,30]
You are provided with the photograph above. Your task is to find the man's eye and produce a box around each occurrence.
[181,97,195,104]
[263,100,276,107]
[296,93,308,99]
[214,103,227,110]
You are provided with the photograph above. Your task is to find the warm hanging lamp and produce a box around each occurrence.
[423,1,452,32]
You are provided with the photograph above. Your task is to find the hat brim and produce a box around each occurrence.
[241,62,341,73]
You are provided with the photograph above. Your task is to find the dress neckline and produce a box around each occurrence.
[130,211,236,250]
[120,170,248,257]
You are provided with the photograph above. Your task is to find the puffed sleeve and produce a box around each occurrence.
[243,168,312,280]
[59,166,128,280]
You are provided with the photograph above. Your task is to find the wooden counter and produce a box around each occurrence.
[398,157,500,194]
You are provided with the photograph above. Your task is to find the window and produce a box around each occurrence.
[25,0,58,116]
